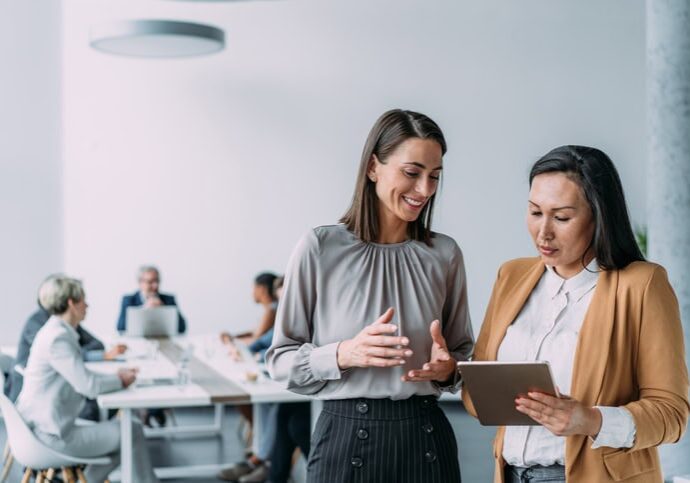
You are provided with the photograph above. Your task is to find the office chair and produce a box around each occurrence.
[0,373,111,482]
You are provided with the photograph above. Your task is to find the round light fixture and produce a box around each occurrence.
[90,20,225,58]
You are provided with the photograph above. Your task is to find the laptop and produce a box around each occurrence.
[125,306,178,337]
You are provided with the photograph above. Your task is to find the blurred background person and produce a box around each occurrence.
[220,271,278,348]
[15,275,159,483]
[217,273,281,482]
[116,265,186,334]
[5,274,126,422]
[116,265,186,427]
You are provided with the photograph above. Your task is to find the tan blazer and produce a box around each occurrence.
[463,258,689,482]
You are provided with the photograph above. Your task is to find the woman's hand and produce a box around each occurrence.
[401,320,456,383]
[117,368,139,388]
[337,308,413,370]
[219,331,232,344]
[104,344,127,360]
[516,392,602,437]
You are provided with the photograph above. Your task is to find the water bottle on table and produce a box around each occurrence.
[177,344,194,385]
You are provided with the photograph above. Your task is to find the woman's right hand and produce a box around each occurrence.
[336,308,412,370]
[117,368,138,388]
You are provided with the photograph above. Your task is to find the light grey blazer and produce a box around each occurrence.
[16,316,122,438]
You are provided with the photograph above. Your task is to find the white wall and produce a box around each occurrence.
[61,0,646,341]
[0,1,62,347]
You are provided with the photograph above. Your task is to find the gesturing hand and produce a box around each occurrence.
[401,320,455,384]
[515,392,602,437]
[337,308,413,370]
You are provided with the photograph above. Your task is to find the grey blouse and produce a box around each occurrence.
[266,224,474,400]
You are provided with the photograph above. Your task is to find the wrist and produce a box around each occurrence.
[438,357,456,383]
[336,340,351,370]
[587,407,603,437]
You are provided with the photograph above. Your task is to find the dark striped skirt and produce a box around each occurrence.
[307,396,461,483]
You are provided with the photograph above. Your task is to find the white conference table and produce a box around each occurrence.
[91,335,460,482]
[92,335,309,482]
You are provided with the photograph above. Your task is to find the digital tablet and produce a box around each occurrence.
[457,361,560,426]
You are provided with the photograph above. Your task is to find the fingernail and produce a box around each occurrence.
[401,338,409,345]
[398,360,405,365]
[408,371,414,376]
[404,350,413,356]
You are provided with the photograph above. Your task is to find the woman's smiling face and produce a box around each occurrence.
[369,137,443,226]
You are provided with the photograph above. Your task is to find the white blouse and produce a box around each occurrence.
[498,259,635,467]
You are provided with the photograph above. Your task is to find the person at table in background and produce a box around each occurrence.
[463,146,689,483]
[116,265,186,427]
[246,275,283,362]
[116,265,186,334]
[5,274,127,422]
[220,271,279,349]
[16,275,159,483]
[217,273,281,482]
[267,109,474,483]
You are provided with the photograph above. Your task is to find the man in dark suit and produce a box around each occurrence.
[116,265,186,427]
[5,275,127,421]
[116,265,186,334]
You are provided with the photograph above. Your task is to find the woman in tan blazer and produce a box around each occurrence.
[464,145,689,482]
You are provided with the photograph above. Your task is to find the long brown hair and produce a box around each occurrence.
[340,109,447,245]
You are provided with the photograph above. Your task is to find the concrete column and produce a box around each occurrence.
[647,0,690,480]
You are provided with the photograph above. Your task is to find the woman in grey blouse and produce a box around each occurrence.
[266,109,474,482]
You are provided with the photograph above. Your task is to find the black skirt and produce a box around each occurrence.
[307,396,461,483]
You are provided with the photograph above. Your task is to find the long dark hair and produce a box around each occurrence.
[254,272,278,301]
[340,109,447,245]
[529,145,644,270]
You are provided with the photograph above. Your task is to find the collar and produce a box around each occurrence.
[544,258,599,302]
[51,315,80,341]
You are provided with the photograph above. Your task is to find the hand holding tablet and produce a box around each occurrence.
[457,361,560,426]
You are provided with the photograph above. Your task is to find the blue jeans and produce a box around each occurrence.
[504,464,565,483]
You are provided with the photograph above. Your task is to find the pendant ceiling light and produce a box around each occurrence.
[90,20,225,58]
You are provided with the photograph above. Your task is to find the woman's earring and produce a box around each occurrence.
[369,175,377,182]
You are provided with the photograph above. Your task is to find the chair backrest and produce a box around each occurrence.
[0,373,110,469]
[0,353,12,375]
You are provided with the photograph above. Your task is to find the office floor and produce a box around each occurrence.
[0,402,495,482]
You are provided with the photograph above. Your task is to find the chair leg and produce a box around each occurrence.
[0,452,14,483]
[167,408,177,427]
[21,468,32,483]
[75,467,87,483]
[36,470,45,483]
[1,442,8,461]
[61,467,76,483]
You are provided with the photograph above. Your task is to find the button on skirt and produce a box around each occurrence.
[307,396,461,483]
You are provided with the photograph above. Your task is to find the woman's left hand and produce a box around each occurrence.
[401,320,456,384]
[516,392,602,437]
